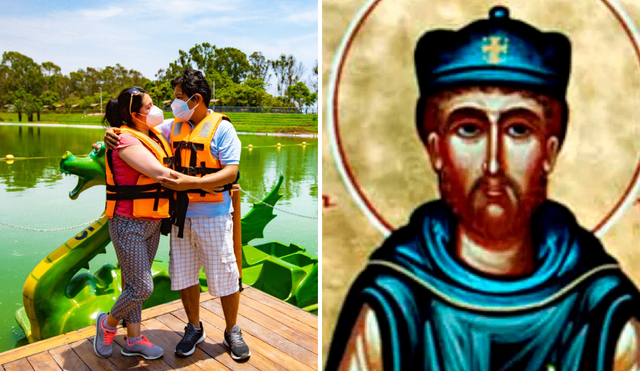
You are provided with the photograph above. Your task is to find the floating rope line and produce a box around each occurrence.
[0,218,100,232]
[0,156,59,161]
[239,187,319,220]
[0,187,318,231]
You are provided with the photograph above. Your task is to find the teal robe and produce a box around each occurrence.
[326,200,640,370]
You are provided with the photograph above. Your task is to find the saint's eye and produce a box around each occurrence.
[455,123,483,138]
[506,124,531,138]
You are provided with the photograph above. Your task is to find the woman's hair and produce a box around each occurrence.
[170,69,211,107]
[102,86,148,128]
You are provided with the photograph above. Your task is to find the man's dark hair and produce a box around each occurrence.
[171,69,211,107]
[416,86,570,148]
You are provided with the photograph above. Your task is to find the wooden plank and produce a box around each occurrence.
[48,344,90,371]
[111,334,174,371]
[0,296,208,365]
[173,309,291,371]
[141,318,229,371]
[68,339,120,371]
[0,327,95,365]
[202,299,318,369]
[26,351,62,371]
[241,287,318,329]
[104,341,149,370]
[133,321,207,371]
[236,295,317,351]
[155,313,260,371]
[3,358,34,371]
[178,307,315,371]
[240,294,317,342]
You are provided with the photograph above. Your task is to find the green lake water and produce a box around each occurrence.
[0,124,318,353]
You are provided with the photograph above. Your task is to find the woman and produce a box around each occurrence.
[93,86,172,360]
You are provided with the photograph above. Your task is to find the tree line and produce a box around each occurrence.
[0,44,318,122]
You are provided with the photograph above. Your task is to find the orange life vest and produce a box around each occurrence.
[105,126,174,219]
[170,111,231,203]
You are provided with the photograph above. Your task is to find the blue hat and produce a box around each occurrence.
[415,6,571,98]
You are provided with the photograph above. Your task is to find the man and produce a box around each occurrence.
[104,69,250,361]
[326,6,640,371]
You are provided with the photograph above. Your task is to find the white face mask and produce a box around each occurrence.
[136,105,165,127]
[171,95,199,121]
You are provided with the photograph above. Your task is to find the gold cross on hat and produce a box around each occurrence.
[482,36,509,64]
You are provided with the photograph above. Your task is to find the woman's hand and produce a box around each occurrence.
[159,171,196,191]
[104,127,121,149]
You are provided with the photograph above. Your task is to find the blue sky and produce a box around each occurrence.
[0,0,318,84]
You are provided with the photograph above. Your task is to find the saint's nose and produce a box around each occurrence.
[483,123,501,175]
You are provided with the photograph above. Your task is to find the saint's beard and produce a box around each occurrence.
[439,168,547,242]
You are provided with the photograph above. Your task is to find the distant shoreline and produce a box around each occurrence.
[0,122,318,138]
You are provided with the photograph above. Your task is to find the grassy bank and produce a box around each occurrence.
[0,111,318,134]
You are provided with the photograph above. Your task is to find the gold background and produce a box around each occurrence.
[322,0,640,364]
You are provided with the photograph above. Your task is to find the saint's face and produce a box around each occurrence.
[427,89,559,242]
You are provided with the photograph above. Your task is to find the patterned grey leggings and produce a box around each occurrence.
[108,214,161,324]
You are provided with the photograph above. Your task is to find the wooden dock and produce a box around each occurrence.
[0,287,318,370]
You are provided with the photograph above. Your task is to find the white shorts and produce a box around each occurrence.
[169,214,239,297]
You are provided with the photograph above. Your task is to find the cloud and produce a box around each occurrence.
[77,6,124,20]
[0,0,317,79]
[283,9,318,25]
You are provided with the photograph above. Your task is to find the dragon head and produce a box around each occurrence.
[59,142,107,199]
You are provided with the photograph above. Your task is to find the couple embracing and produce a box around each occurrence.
[93,69,250,362]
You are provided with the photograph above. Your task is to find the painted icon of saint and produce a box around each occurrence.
[325,4,640,370]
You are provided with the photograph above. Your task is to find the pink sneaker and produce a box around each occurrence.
[121,335,164,359]
[94,312,117,357]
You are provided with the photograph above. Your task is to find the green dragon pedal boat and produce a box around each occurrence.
[15,142,318,343]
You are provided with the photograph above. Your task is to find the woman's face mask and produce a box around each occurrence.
[171,94,199,121]
[135,105,165,127]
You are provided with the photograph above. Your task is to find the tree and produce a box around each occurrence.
[40,90,60,107]
[249,52,270,84]
[311,60,318,93]
[189,43,217,72]
[41,62,63,96]
[30,97,45,122]
[270,54,305,103]
[148,80,174,107]
[287,81,316,111]
[217,83,263,107]
[214,47,251,84]
[0,51,45,106]
[8,89,36,122]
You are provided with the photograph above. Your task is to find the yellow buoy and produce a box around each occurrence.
[302,142,307,146]
[6,154,14,160]
[277,143,281,146]
[248,144,253,148]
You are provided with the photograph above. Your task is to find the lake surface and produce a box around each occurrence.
[0,124,318,352]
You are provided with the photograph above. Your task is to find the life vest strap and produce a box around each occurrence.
[172,191,190,238]
[173,141,205,151]
[106,183,162,193]
[174,164,222,176]
[163,156,176,166]
[106,192,170,200]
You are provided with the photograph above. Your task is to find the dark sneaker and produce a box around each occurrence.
[175,322,206,357]
[223,324,251,360]
[121,335,164,359]
[93,312,117,357]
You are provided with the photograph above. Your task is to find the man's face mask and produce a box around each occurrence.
[136,105,165,128]
[171,94,199,121]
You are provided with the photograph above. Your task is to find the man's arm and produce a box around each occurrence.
[338,304,383,371]
[103,127,121,149]
[158,164,238,192]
